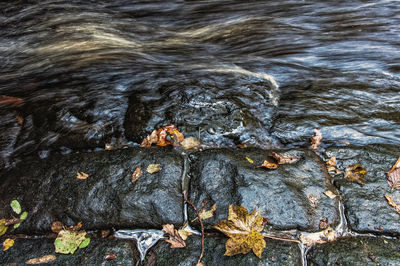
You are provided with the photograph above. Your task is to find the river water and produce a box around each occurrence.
[0,0,399,167]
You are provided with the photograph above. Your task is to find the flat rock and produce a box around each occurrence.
[0,147,184,233]
[0,237,139,265]
[325,145,400,234]
[146,235,302,265]
[188,148,339,232]
[307,236,400,265]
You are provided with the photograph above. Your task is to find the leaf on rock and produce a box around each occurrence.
[386,157,400,190]
[10,200,21,214]
[310,128,322,150]
[177,223,194,241]
[141,125,185,147]
[385,194,400,214]
[146,164,162,174]
[76,172,89,180]
[104,254,117,261]
[345,164,367,185]
[213,205,266,258]
[26,255,57,264]
[199,203,217,220]
[326,156,343,174]
[181,137,200,150]
[131,166,143,183]
[256,160,278,170]
[3,238,14,251]
[13,211,28,229]
[245,156,254,164]
[54,228,88,254]
[270,152,299,164]
[78,237,90,249]
[0,219,8,236]
[162,224,186,248]
[300,227,337,246]
[324,190,337,199]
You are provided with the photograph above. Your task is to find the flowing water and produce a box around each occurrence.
[0,0,399,166]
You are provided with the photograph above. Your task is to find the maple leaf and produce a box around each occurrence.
[162,224,186,248]
[270,152,299,164]
[386,157,400,190]
[256,160,278,170]
[310,128,322,150]
[213,205,266,258]
[345,164,367,185]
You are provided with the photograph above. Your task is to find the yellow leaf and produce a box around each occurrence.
[199,203,217,220]
[345,164,367,185]
[0,219,8,236]
[245,156,254,164]
[146,164,162,174]
[213,205,265,258]
[324,190,337,199]
[180,137,200,150]
[3,238,14,251]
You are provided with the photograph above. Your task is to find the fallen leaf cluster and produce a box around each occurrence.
[141,124,186,147]
[0,200,28,246]
[345,164,367,185]
[213,205,266,258]
[54,222,90,254]
[162,224,186,248]
[255,152,299,170]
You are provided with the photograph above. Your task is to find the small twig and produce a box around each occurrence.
[184,197,204,265]
[262,233,300,243]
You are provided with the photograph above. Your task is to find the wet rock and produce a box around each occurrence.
[124,73,279,148]
[0,237,139,265]
[325,145,400,235]
[188,148,339,232]
[307,236,400,265]
[146,235,302,266]
[0,147,184,233]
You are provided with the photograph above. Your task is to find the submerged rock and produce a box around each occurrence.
[0,147,184,233]
[188,148,340,232]
[326,145,400,235]
[307,236,400,265]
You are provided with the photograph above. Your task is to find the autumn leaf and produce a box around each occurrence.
[270,152,299,164]
[162,224,186,248]
[181,137,200,150]
[213,205,266,258]
[51,221,63,233]
[54,223,90,254]
[245,156,254,164]
[140,129,158,147]
[146,164,162,174]
[104,254,117,261]
[131,166,143,183]
[0,219,8,236]
[3,238,14,251]
[199,203,217,220]
[256,160,278,170]
[311,128,322,150]
[177,223,194,241]
[76,172,89,180]
[345,164,367,185]
[385,194,400,214]
[386,157,400,190]
[324,190,337,199]
[300,226,337,246]
[141,125,184,147]
[26,255,57,264]
[326,156,343,174]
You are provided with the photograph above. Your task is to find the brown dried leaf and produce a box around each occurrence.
[199,203,217,220]
[270,152,299,164]
[162,224,186,248]
[131,167,143,183]
[326,156,343,174]
[300,226,337,246]
[180,137,200,150]
[76,172,89,180]
[256,160,278,170]
[385,194,400,214]
[386,157,400,190]
[51,221,63,233]
[156,124,184,147]
[140,130,158,148]
[311,128,322,150]
[345,164,367,185]
[104,254,117,261]
[26,255,57,264]
[213,205,266,258]
[146,164,162,174]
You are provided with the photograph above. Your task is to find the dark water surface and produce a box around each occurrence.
[0,0,399,166]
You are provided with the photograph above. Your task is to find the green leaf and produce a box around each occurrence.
[78,237,90,249]
[10,200,21,214]
[20,211,28,220]
[54,230,87,254]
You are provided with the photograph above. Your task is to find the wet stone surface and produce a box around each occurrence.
[307,236,400,265]
[325,145,400,235]
[0,147,184,233]
[188,148,340,232]
[146,235,302,266]
[0,238,139,265]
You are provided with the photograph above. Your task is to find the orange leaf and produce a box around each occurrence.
[76,172,89,180]
[257,160,278,169]
[270,152,299,164]
[386,157,400,190]
[345,164,367,185]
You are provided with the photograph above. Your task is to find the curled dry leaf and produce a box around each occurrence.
[324,190,337,199]
[146,164,162,174]
[385,194,400,214]
[270,152,299,164]
[140,129,158,148]
[162,224,186,248]
[300,226,337,246]
[51,221,63,233]
[26,255,57,264]
[256,160,278,170]
[345,164,367,185]
[76,172,89,180]
[326,156,343,174]
[131,166,143,183]
[141,125,184,147]
[386,157,400,190]
[213,205,266,258]
[3,238,14,251]
[311,128,322,150]
[180,137,200,150]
